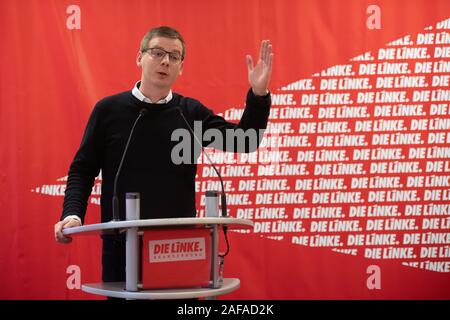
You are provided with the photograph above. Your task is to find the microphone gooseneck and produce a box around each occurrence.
[176,107,228,217]
[112,108,148,222]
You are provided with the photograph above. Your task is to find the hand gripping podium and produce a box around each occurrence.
[63,192,253,299]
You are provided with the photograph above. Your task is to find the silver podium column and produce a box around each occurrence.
[205,191,221,289]
[125,192,140,292]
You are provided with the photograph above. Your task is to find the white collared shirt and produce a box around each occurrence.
[132,81,173,104]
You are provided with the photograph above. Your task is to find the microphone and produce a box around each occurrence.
[176,107,228,217]
[112,108,148,222]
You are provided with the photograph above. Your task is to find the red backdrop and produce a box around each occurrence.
[1,0,450,299]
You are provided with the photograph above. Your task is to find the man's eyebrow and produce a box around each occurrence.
[153,45,181,54]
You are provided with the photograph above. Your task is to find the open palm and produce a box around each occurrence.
[246,40,273,96]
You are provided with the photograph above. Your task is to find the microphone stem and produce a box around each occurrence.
[112,109,146,222]
[177,108,228,217]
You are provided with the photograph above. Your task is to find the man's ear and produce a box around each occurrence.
[136,51,143,67]
[178,61,184,76]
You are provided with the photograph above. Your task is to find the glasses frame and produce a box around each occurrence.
[142,47,184,64]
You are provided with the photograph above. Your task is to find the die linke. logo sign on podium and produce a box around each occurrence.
[142,229,211,289]
[150,237,206,263]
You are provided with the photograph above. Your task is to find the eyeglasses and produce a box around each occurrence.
[142,47,183,64]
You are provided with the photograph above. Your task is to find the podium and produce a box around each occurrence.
[63,193,253,300]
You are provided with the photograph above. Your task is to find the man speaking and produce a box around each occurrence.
[54,26,273,284]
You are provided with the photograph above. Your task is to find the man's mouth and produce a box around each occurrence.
[157,71,168,76]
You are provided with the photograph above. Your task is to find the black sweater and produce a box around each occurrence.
[61,89,271,223]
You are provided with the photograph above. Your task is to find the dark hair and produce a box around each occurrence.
[140,26,186,59]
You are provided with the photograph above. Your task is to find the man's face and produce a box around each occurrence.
[137,36,184,90]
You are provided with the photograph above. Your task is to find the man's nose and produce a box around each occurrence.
[161,53,170,64]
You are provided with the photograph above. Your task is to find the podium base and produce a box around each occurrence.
[81,278,240,300]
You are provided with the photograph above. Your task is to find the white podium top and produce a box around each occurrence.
[63,217,253,236]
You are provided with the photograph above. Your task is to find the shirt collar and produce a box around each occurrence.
[132,81,173,104]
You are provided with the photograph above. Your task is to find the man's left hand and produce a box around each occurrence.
[246,40,273,96]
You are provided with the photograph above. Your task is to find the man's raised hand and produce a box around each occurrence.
[246,40,273,96]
